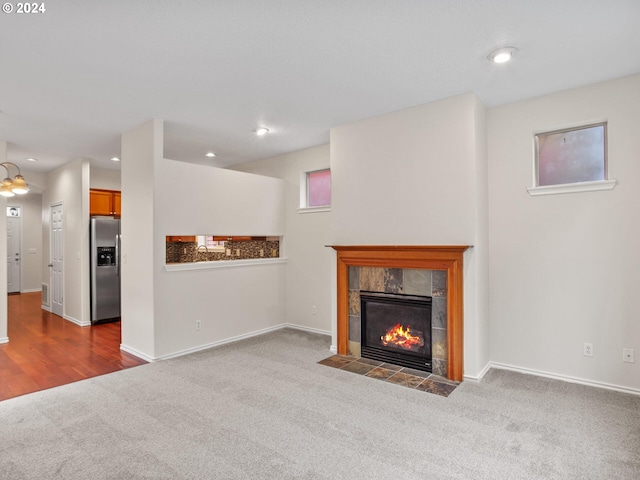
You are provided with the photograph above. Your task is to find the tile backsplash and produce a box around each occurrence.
[166,239,280,264]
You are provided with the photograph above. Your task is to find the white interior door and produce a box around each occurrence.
[51,203,63,317]
[7,208,21,294]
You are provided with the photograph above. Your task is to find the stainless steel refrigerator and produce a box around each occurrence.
[90,216,121,324]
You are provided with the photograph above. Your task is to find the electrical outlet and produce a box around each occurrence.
[236,249,240,256]
[195,320,201,330]
[584,343,593,357]
[623,348,635,363]
[260,249,264,257]
[312,306,317,315]
[226,248,231,256]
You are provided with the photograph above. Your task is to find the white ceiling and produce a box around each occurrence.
[1,0,639,174]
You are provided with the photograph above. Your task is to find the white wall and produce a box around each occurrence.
[120,120,287,360]
[331,94,480,246]
[153,158,286,358]
[232,144,333,334]
[488,73,640,391]
[42,159,91,325]
[330,93,490,377]
[462,95,490,378]
[121,120,160,358]
[90,167,121,190]
[158,158,284,236]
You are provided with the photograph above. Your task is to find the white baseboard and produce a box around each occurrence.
[463,361,492,382]
[281,323,331,337]
[488,361,640,396]
[0,336,8,344]
[279,323,333,352]
[108,324,640,396]
[134,323,331,363]
[115,324,638,397]
[154,324,288,361]
[21,289,42,294]
[120,344,155,363]
[63,314,91,327]
[41,305,51,312]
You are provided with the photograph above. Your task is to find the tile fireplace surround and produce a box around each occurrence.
[331,245,469,382]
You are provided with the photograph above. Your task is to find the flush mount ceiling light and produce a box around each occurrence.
[0,162,29,197]
[110,156,121,162]
[488,46,518,64]
[254,127,270,136]
[26,157,38,162]
[205,152,216,158]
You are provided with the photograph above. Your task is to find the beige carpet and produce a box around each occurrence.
[1,328,638,479]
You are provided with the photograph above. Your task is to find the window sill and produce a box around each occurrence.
[527,179,617,196]
[297,206,331,214]
[165,257,287,272]
[298,205,331,213]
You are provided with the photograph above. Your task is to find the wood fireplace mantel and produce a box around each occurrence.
[331,245,470,382]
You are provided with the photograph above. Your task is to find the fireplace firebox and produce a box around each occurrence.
[360,292,432,372]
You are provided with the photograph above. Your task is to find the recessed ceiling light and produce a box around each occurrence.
[254,127,270,136]
[26,157,38,162]
[488,46,518,64]
[205,152,216,158]
[110,157,121,162]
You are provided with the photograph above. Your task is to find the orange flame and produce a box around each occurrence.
[381,323,424,350]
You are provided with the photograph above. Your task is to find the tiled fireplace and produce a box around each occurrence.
[349,267,446,376]
[332,246,469,382]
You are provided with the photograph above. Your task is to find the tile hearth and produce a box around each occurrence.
[318,355,458,397]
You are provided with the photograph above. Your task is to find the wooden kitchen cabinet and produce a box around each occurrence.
[113,192,121,216]
[90,189,121,216]
[167,236,196,242]
[166,235,264,243]
[212,236,254,241]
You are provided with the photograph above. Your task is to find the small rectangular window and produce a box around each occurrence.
[196,235,225,251]
[7,206,21,217]
[535,123,607,187]
[305,169,331,208]
[205,236,226,251]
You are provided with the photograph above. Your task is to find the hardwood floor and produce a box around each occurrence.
[0,292,147,401]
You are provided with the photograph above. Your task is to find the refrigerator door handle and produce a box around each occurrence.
[115,234,120,276]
